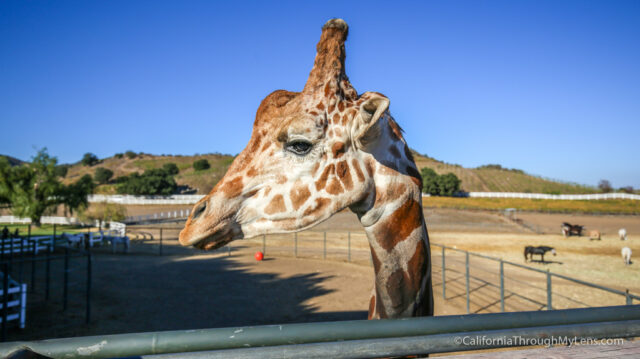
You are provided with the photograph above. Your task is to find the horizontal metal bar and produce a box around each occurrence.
[1,305,638,359]
[145,320,640,359]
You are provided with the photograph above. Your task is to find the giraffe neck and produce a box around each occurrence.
[351,118,433,319]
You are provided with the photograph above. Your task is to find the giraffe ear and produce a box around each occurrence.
[353,93,390,149]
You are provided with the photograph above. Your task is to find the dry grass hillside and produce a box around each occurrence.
[58,150,594,195]
[64,153,234,194]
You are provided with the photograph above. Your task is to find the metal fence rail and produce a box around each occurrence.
[0,305,638,358]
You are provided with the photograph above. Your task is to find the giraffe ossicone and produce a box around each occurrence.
[180,18,433,319]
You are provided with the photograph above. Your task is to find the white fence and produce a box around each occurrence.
[0,216,80,225]
[463,192,640,201]
[88,194,204,205]
[89,192,640,205]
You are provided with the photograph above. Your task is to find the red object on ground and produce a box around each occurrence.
[255,251,264,261]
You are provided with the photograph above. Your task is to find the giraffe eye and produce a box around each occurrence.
[285,140,313,156]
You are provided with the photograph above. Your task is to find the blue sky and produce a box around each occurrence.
[1,1,639,188]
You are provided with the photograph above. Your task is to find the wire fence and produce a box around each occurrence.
[121,225,640,315]
[0,233,93,342]
[431,244,639,314]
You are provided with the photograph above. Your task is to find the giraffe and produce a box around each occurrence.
[179,18,433,319]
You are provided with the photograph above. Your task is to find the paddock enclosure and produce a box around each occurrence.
[1,207,638,357]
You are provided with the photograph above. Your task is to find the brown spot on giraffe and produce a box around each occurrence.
[337,101,345,112]
[375,182,408,206]
[326,178,344,195]
[247,166,258,178]
[276,175,287,184]
[328,103,335,113]
[290,184,311,211]
[265,194,286,215]
[316,102,325,111]
[386,241,427,314]
[335,160,353,190]
[376,199,422,252]
[332,113,340,124]
[331,142,345,158]
[220,176,243,198]
[324,82,331,97]
[303,197,331,216]
[388,119,403,140]
[309,110,319,116]
[351,159,365,183]
[260,142,270,153]
[315,163,334,191]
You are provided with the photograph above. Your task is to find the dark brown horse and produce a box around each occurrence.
[561,222,583,237]
[524,246,556,262]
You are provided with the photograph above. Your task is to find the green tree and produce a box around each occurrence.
[81,153,99,166]
[437,173,461,196]
[54,164,70,178]
[0,157,13,205]
[163,163,179,175]
[7,149,63,225]
[421,167,439,196]
[116,168,177,195]
[193,159,210,171]
[94,167,114,184]
[60,174,94,216]
[420,167,461,196]
[125,150,137,159]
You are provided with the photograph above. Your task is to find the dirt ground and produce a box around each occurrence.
[7,207,639,344]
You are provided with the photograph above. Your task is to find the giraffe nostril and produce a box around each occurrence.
[192,201,207,221]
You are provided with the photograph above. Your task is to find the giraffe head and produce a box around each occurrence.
[180,19,420,250]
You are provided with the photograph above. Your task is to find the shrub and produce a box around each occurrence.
[81,153,99,166]
[78,202,127,223]
[125,150,137,159]
[54,164,69,178]
[420,167,461,196]
[598,180,612,193]
[114,153,124,159]
[163,163,179,175]
[437,173,461,196]
[620,186,634,194]
[116,168,177,195]
[94,167,114,184]
[193,159,210,171]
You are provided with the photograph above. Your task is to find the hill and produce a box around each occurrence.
[59,151,595,195]
[411,152,595,194]
[0,155,25,166]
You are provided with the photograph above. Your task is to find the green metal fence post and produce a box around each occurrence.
[500,259,505,312]
[547,269,552,310]
[627,289,633,305]
[262,234,266,255]
[86,250,92,324]
[441,246,446,300]
[466,251,470,314]
[294,233,298,258]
